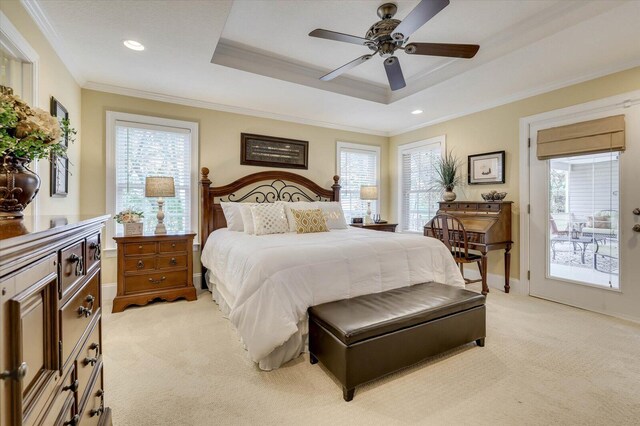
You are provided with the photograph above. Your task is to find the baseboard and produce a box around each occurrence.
[102,273,205,305]
[462,269,525,295]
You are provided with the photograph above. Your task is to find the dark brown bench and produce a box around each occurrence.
[308,282,486,401]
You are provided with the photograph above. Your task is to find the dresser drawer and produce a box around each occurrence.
[157,254,187,269]
[76,321,101,404]
[79,363,105,426]
[124,256,156,272]
[124,270,188,294]
[86,234,101,272]
[439,202,457,211]
[123,242,156,256]
[459,203,478,210]
[60,271,101,367]
[60,240,86,298]
[39,366,77,426]
[159,240,187,253]
[478,203,501,212]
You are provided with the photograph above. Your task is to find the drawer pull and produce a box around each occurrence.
[0,362,28,381]
[63,414,80,426]
[78,295,94,318]
[137,260,145,269]
[69,253,84,276]
[63,379,79,392]
[90,389,105,417]
[83,356,98,366]
[148,276,167,284]
[170,258,177,265]
[90,242,101,260]
[171,243,176,248]
[84,341,100,366]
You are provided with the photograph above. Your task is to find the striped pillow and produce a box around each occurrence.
[291,208,329,234]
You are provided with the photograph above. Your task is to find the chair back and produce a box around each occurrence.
[429,214,469,259]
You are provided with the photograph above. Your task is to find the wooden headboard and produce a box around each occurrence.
[200,167,341,250]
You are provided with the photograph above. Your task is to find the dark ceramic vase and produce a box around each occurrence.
[0,154,41,218]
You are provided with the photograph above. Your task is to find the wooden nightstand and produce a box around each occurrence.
[112,232,197,313]
[350,223,398,232]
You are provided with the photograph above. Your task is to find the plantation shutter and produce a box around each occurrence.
[338,146,379,221]
[400,142,441,232]
[115,120,192,235]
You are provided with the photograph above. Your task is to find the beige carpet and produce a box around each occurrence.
[102,286,640,425]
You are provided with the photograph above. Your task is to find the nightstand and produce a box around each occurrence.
[112,232,197,313]
[350,223,398,232]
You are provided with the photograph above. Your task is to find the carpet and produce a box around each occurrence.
[102,285,640,425]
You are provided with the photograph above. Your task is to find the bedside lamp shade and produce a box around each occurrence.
[360,185,378,200]
[145,176,175,198]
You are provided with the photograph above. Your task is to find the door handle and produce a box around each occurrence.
[633,224,640,233]
[634,208,640,215]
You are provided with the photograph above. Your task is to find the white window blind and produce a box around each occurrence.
[337,143,380,222]
[399,139,443,232]
[114,120,192,235]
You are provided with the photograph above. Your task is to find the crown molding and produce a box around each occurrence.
[82,81,389,137]
[20,0,85,85]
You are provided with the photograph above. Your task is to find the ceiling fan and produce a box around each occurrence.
[309,0,479,91]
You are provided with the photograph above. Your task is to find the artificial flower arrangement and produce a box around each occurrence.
[0,85,75,161]
[113,208,144,223]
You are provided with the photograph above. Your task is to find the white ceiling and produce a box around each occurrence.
[22,0,640,135]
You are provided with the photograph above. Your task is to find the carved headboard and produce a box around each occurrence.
[200,167,341,250]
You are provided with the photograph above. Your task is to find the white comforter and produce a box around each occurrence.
[201,228,464,364]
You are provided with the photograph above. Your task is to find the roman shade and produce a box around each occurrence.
[536,115,625,160]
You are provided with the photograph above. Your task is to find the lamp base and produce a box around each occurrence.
[154,223,167,234]
[364,202,374,225]
[155,198,167,234]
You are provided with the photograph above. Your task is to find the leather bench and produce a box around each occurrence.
[308,282,486,401]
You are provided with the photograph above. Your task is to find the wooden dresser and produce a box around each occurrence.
[349,223,398,232]
[0,215,111,426]
[112,233,196,313]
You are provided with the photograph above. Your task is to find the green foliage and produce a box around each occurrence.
[433,150,463,190]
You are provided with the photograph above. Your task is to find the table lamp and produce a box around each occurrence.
[145,176,175,234]
[360,185,378,225]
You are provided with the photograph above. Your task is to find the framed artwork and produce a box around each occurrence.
[241,133,308,170]
[50,97,68,197]
[468,151,505,185]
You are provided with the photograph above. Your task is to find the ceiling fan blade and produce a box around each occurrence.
[405,42,479,58]
[384,56,406,91]
[309,29,369,46]
[392,0,450,41]
[320,54,374,81]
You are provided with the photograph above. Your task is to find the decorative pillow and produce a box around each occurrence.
[593,215,611,229]
[290,208,329,234]
[250,203,289,236]
[239,203,258,234]
[284,202,347,232]
[220,202,244,231]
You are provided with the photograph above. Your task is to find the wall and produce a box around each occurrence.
[389,66,640,282]
[79,89,389,285]
[1,1,81,215]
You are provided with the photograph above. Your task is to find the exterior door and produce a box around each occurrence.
[528,95,640,321]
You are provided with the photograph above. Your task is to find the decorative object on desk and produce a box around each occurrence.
[145,176,175,234]
[241,133,308,169]
[433,150,463,202]
[359,185,378,224]
[481,190,507,201]
[468,151,505,185]
[373,214,381,223]
[114,208,144,236]
[49,97,76,197]
[0,85,74,218]
[351,217,363,224]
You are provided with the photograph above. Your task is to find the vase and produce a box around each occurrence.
[0,154,41,218]
[443,186,457,202]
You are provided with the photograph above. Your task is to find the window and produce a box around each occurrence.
[398,136,444,232]
[106,112,198,249]
[336,142,380,222]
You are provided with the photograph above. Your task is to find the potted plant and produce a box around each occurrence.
[0,85,75,218]
[434,150,463,202]
[114,208,144,236]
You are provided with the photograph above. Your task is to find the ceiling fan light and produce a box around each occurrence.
[123,40,145,51]
[411,109,423,115]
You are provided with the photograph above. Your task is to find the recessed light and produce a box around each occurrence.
[123,40,145,51]
[411,109,423,115]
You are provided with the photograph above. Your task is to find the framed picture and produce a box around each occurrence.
[241,133,308,170]
[468,151,505,185]
[50,97,68,197]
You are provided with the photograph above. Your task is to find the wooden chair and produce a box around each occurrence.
[429,214,483,285]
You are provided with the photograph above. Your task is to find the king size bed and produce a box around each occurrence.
[199,168,465,370]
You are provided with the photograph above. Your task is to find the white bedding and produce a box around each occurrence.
[201,227,465,368]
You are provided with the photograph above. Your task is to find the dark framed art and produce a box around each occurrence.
[468,150,505,185]
[241,133,308,170]
[50,97,69,197]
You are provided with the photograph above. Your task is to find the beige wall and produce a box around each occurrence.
[80,89,389,284]
[1,0,82,216]
[390,66,640,281]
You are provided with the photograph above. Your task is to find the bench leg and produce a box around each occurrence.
[343,387,355,402]
[476,338,485,347]
[310,353,318,365]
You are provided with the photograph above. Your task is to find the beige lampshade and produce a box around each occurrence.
[145,176,175,197]
[360,185,378,200]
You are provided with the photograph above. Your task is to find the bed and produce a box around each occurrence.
[199,168,465,370]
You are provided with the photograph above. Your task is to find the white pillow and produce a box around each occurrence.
[250,203,289,236]
[284,201,348,232]
[220,202,244,231]
[239,203,257,234]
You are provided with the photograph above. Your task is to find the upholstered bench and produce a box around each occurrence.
[308,282,486,401]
